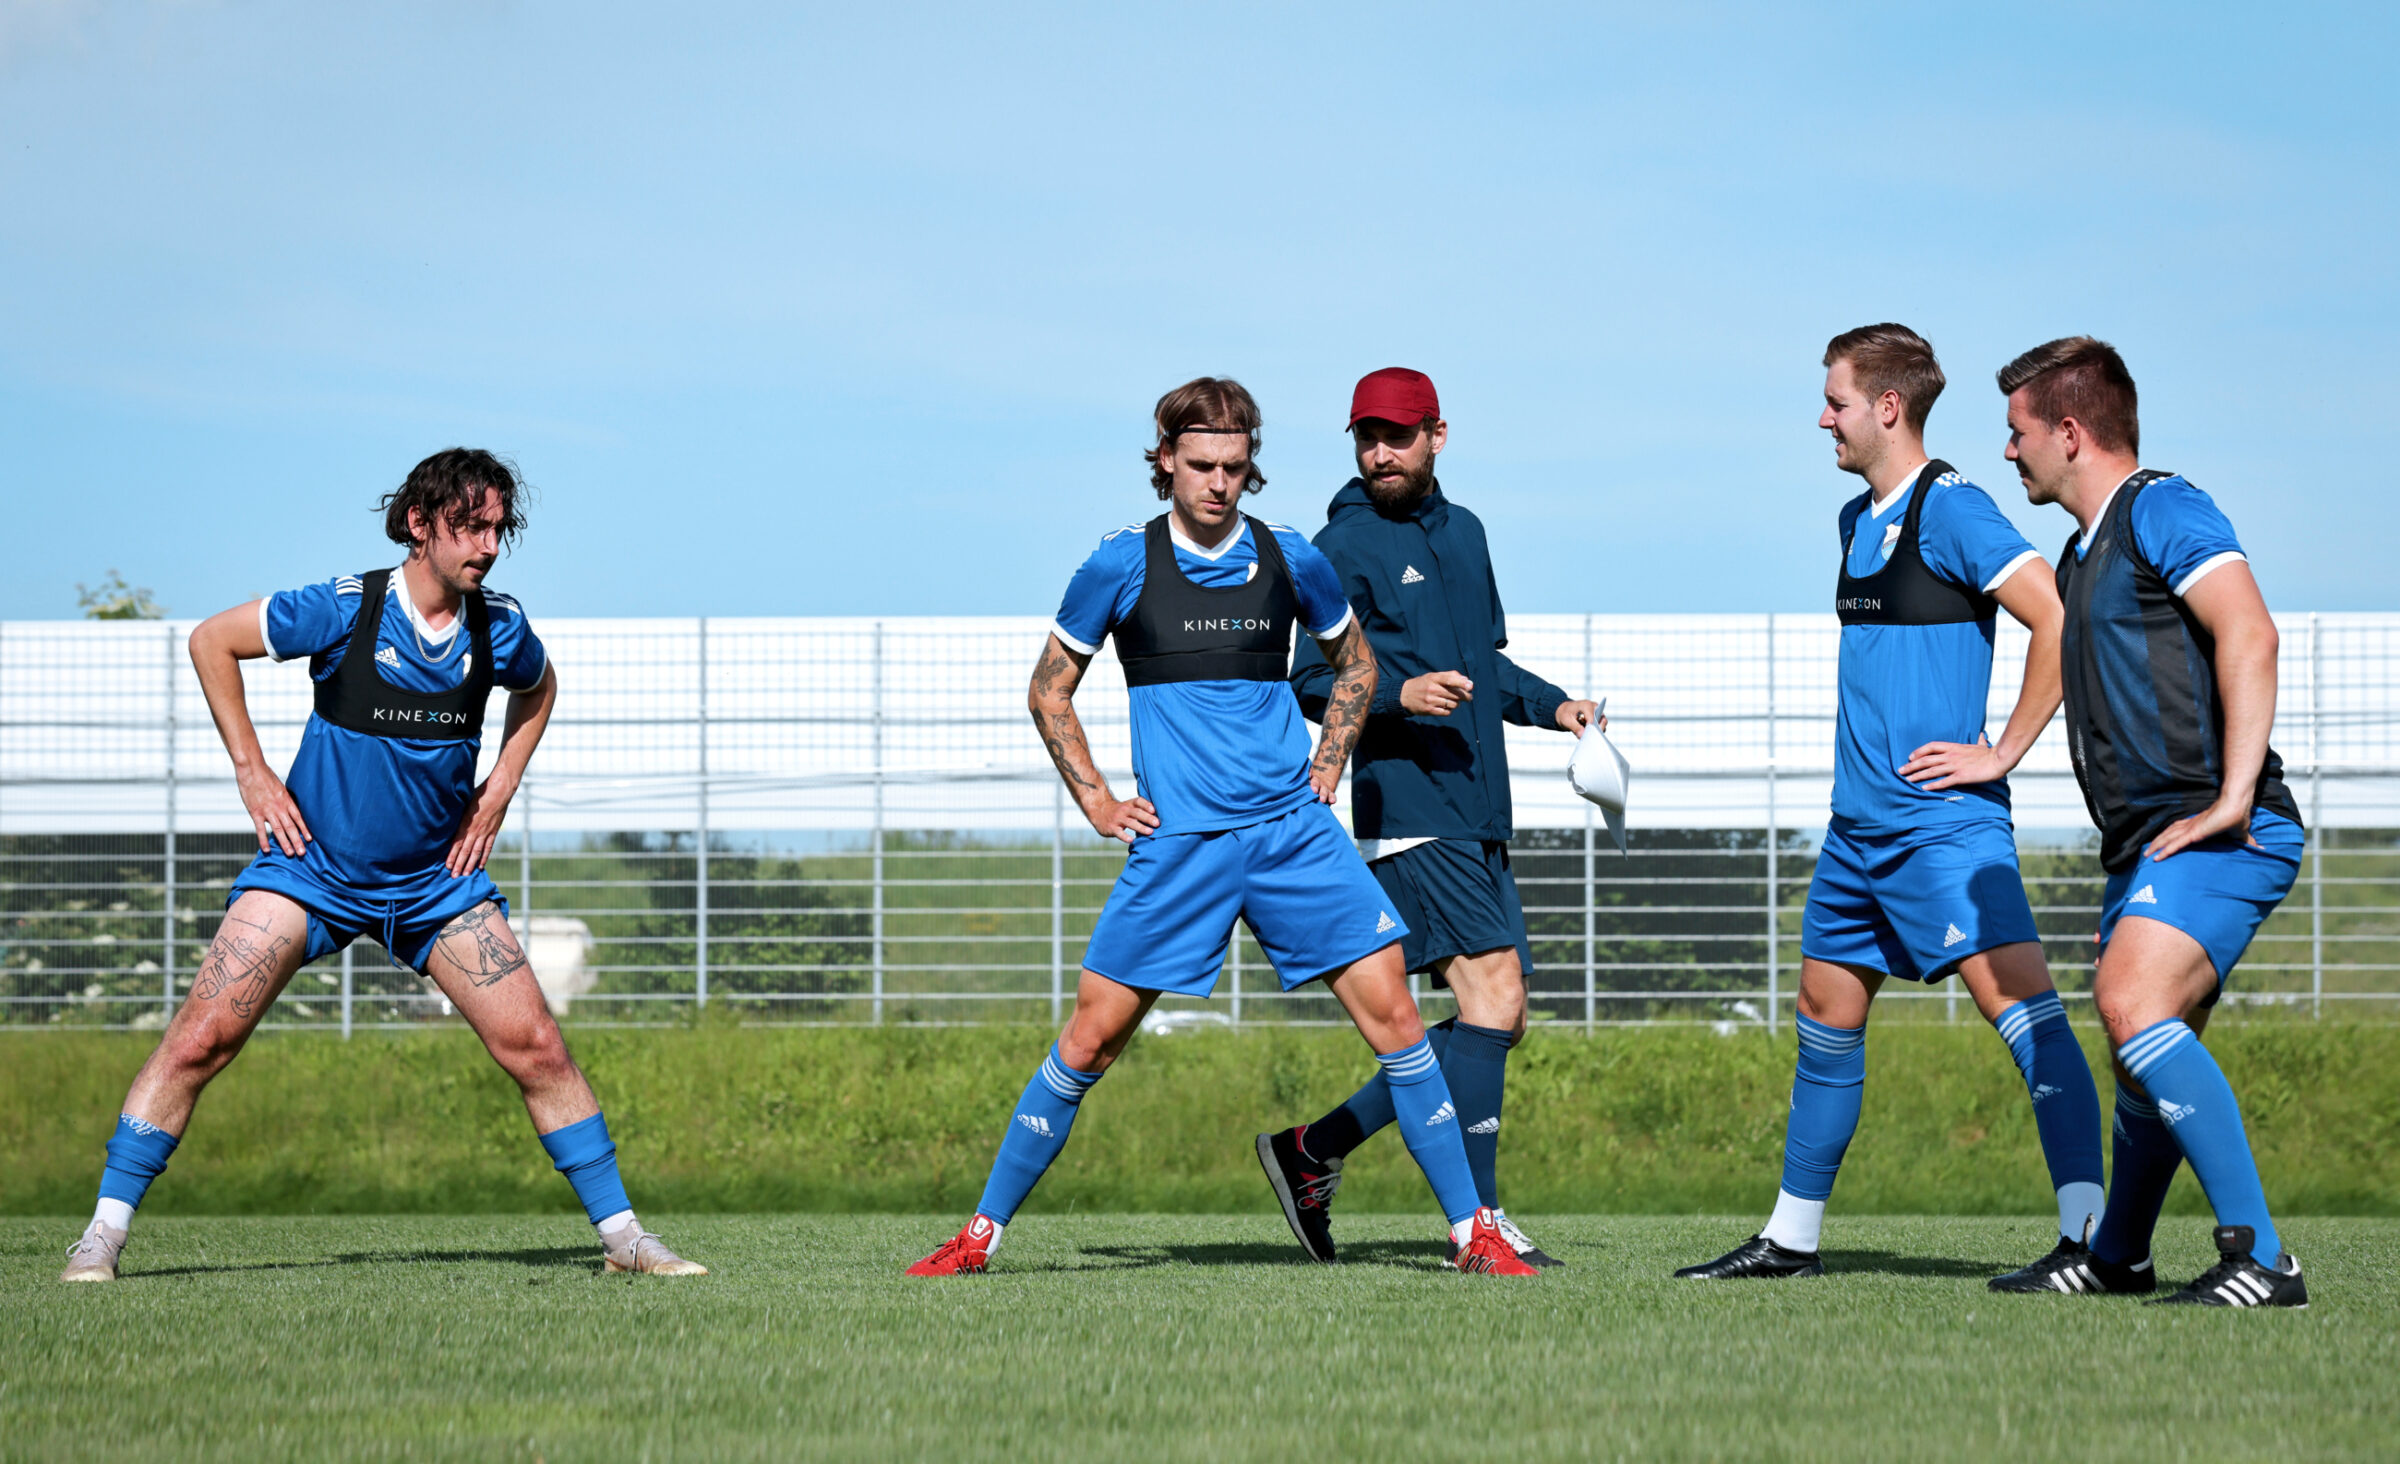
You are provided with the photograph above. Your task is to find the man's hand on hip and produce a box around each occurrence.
[1087,795,1160,845]
[1402,671,1473,717]
[236,764,313,857]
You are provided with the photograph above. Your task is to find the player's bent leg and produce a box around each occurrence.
[1432,948,1553,1263]
[911,969,1155,1276]
[1323,945,1535,1277]
[2094,917,2305,1306]
[65,892,312,1282]
[424,903,705,1277]
[1677,959,1878,1280]
[1958,943,2110,1290]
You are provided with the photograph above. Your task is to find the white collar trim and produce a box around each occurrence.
[1869,460,1930,519]
[2078,469,2147,553]
[391,563,461,644]
[1169,517,1248,562]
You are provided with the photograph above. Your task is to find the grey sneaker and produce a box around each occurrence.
[60,1220,129,1283]
[602,1228,709,1276]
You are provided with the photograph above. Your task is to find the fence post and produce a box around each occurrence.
[1583,611,1596,1031]
[1764,614,1778,1030]
[1229,927,1242,1028]
[340,942,353,1040]
[871,621,886,1026]
[518,792,532,917]
[1051,780,1065,1025]
[162,624,178,1019]
[695,616,709,1012]
[2310,612,2323,1019]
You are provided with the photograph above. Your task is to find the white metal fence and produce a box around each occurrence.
[6,613,2399,1029]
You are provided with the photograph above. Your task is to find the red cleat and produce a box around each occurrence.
[907,1214,1002,1276]
[1447,1208,1542,1276]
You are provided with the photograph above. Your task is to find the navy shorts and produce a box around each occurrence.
[1082,802,1408,997]
[1801,818,2040,983]
[1368,838,1534,980]
[229,848,508,974]
[2100,808,2303,995]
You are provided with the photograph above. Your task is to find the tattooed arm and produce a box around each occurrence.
[1029,634,1159,844]
[1308,624,1379,804]
[189,600,314,857]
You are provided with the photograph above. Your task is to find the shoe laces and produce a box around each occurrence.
[1456,1230,1518,1273]
[64,1224,122,1262]
[1493,1212,1538,1254]
[1296,1165,1343,1212]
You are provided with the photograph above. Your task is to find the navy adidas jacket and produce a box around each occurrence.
[1290,478,1568,842]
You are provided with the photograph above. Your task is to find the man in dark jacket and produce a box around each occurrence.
[1255,367,1598,1268]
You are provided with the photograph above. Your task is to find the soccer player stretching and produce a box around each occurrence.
[61,450,703,1282]
[2000,338,2307,1306]
[907,378,1534,1277]
[1679,325,2106,1286]
[1255,367,1598,1268]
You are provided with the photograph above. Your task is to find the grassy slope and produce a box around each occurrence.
[4,1214,2394,1463]
[5,1024,2395,1216]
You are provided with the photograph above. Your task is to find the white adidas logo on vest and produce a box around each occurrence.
[1400,565,1426,585]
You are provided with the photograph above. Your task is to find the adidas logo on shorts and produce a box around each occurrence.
[1467,1117,1501,1134]
[2157,1099,2196,1126]
[1400,565,1426,585]
[2129,884,2159,905]
[376,645,401,668]
[1425,1101,1456,1127]
[1015,1113,1053,1137]
[1943,922,1968,948]
[1375,911,1397,934]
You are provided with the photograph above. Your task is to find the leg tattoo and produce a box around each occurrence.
[434,904,529,987]
[190,914,292,1019]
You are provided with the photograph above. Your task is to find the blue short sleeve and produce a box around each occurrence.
[261,577,363,664]
[1052,528,1141,655]
[482,593,549,691]
[1918,477,2041,593]
[2130,479,2247,596]
[1277,530,1355,639]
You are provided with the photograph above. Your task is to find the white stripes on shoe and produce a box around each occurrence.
[2216,1269,2278,1305]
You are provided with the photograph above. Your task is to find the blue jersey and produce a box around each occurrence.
[1053,518,1353,836]
[2071,473,2247,585]
[1832,470,2042,833]
[262,570,549,883]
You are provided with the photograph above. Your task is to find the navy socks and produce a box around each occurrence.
[1300,1017,1515,1210]
[2092,1083,2183,1266]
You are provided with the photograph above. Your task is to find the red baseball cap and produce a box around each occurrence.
[1347,367,1440,429]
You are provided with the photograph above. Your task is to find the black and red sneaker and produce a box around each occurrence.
[1255,1126,1344,1263]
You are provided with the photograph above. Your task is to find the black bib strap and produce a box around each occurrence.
[311,567,496,740]
[1834,460,1997,626]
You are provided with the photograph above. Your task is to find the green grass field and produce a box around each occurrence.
[7,1212,2393,1462]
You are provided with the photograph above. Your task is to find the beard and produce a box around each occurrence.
[1363,458,1437,513]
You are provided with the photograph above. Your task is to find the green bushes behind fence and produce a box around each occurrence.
[4,1023,2393,1216]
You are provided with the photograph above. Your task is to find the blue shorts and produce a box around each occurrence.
[1083,802,1407,997]
[1369,838,1534,980]
[1801,818,2039,983]
[229,848,507,974]
[2100,808,2303,995]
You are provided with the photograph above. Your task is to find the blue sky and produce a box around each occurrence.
[4,2,2393,621]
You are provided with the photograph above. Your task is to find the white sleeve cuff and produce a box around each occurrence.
[1308,605,1356,644]
[1050,621,1098,656]
[258,596,286,662]
[1982,548,2043,594]
[2174,551,2248,598]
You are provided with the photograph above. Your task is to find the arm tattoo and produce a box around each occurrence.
[1313,629,1379,779]
[432,903,529,988]
[1028,639,1104,798]
[191,912,291,1020]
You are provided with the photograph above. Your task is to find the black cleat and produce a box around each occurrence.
[1674,1234,1822,1280]
[2149,1227,2309,1308]
[1988,1237,2157,1295]
[1255,1126,1343,1264]
[1493,1210,1564,1268]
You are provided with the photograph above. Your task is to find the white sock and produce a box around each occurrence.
[595,1209,639,1240]
[93,1198,134,1232]
[2057,1182,2105,1244]
[1760,1190,1825,1254]
[1450,1215,1480,1249]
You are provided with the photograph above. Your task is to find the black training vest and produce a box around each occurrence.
[311,567,496,740]
[1111,515,1301,687]
[1835,461,1997,626]
[2055,472,2300,872]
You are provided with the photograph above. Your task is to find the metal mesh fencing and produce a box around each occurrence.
[6,613,2398,1029]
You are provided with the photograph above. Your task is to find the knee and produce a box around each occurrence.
[493,1026,576,1088]
[158,1018,242,1077]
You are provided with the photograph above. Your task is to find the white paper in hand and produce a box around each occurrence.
[1567,700,1631,854]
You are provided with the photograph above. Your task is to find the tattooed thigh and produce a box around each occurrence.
[190,912,294,1020]
[431,903,530,987]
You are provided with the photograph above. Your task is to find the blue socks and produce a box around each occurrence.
[1992,992,2106,1239]
[1300,1017,1515,1210]
[538,1112,634,1227]
[1780,1014,1867,1202]
[2092,1084,2183,1266]
[2117,1019,2281,1265]
[975,1046,1103,1224]
[1376,1037,1482,1226]
[98,1113,180,1217]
